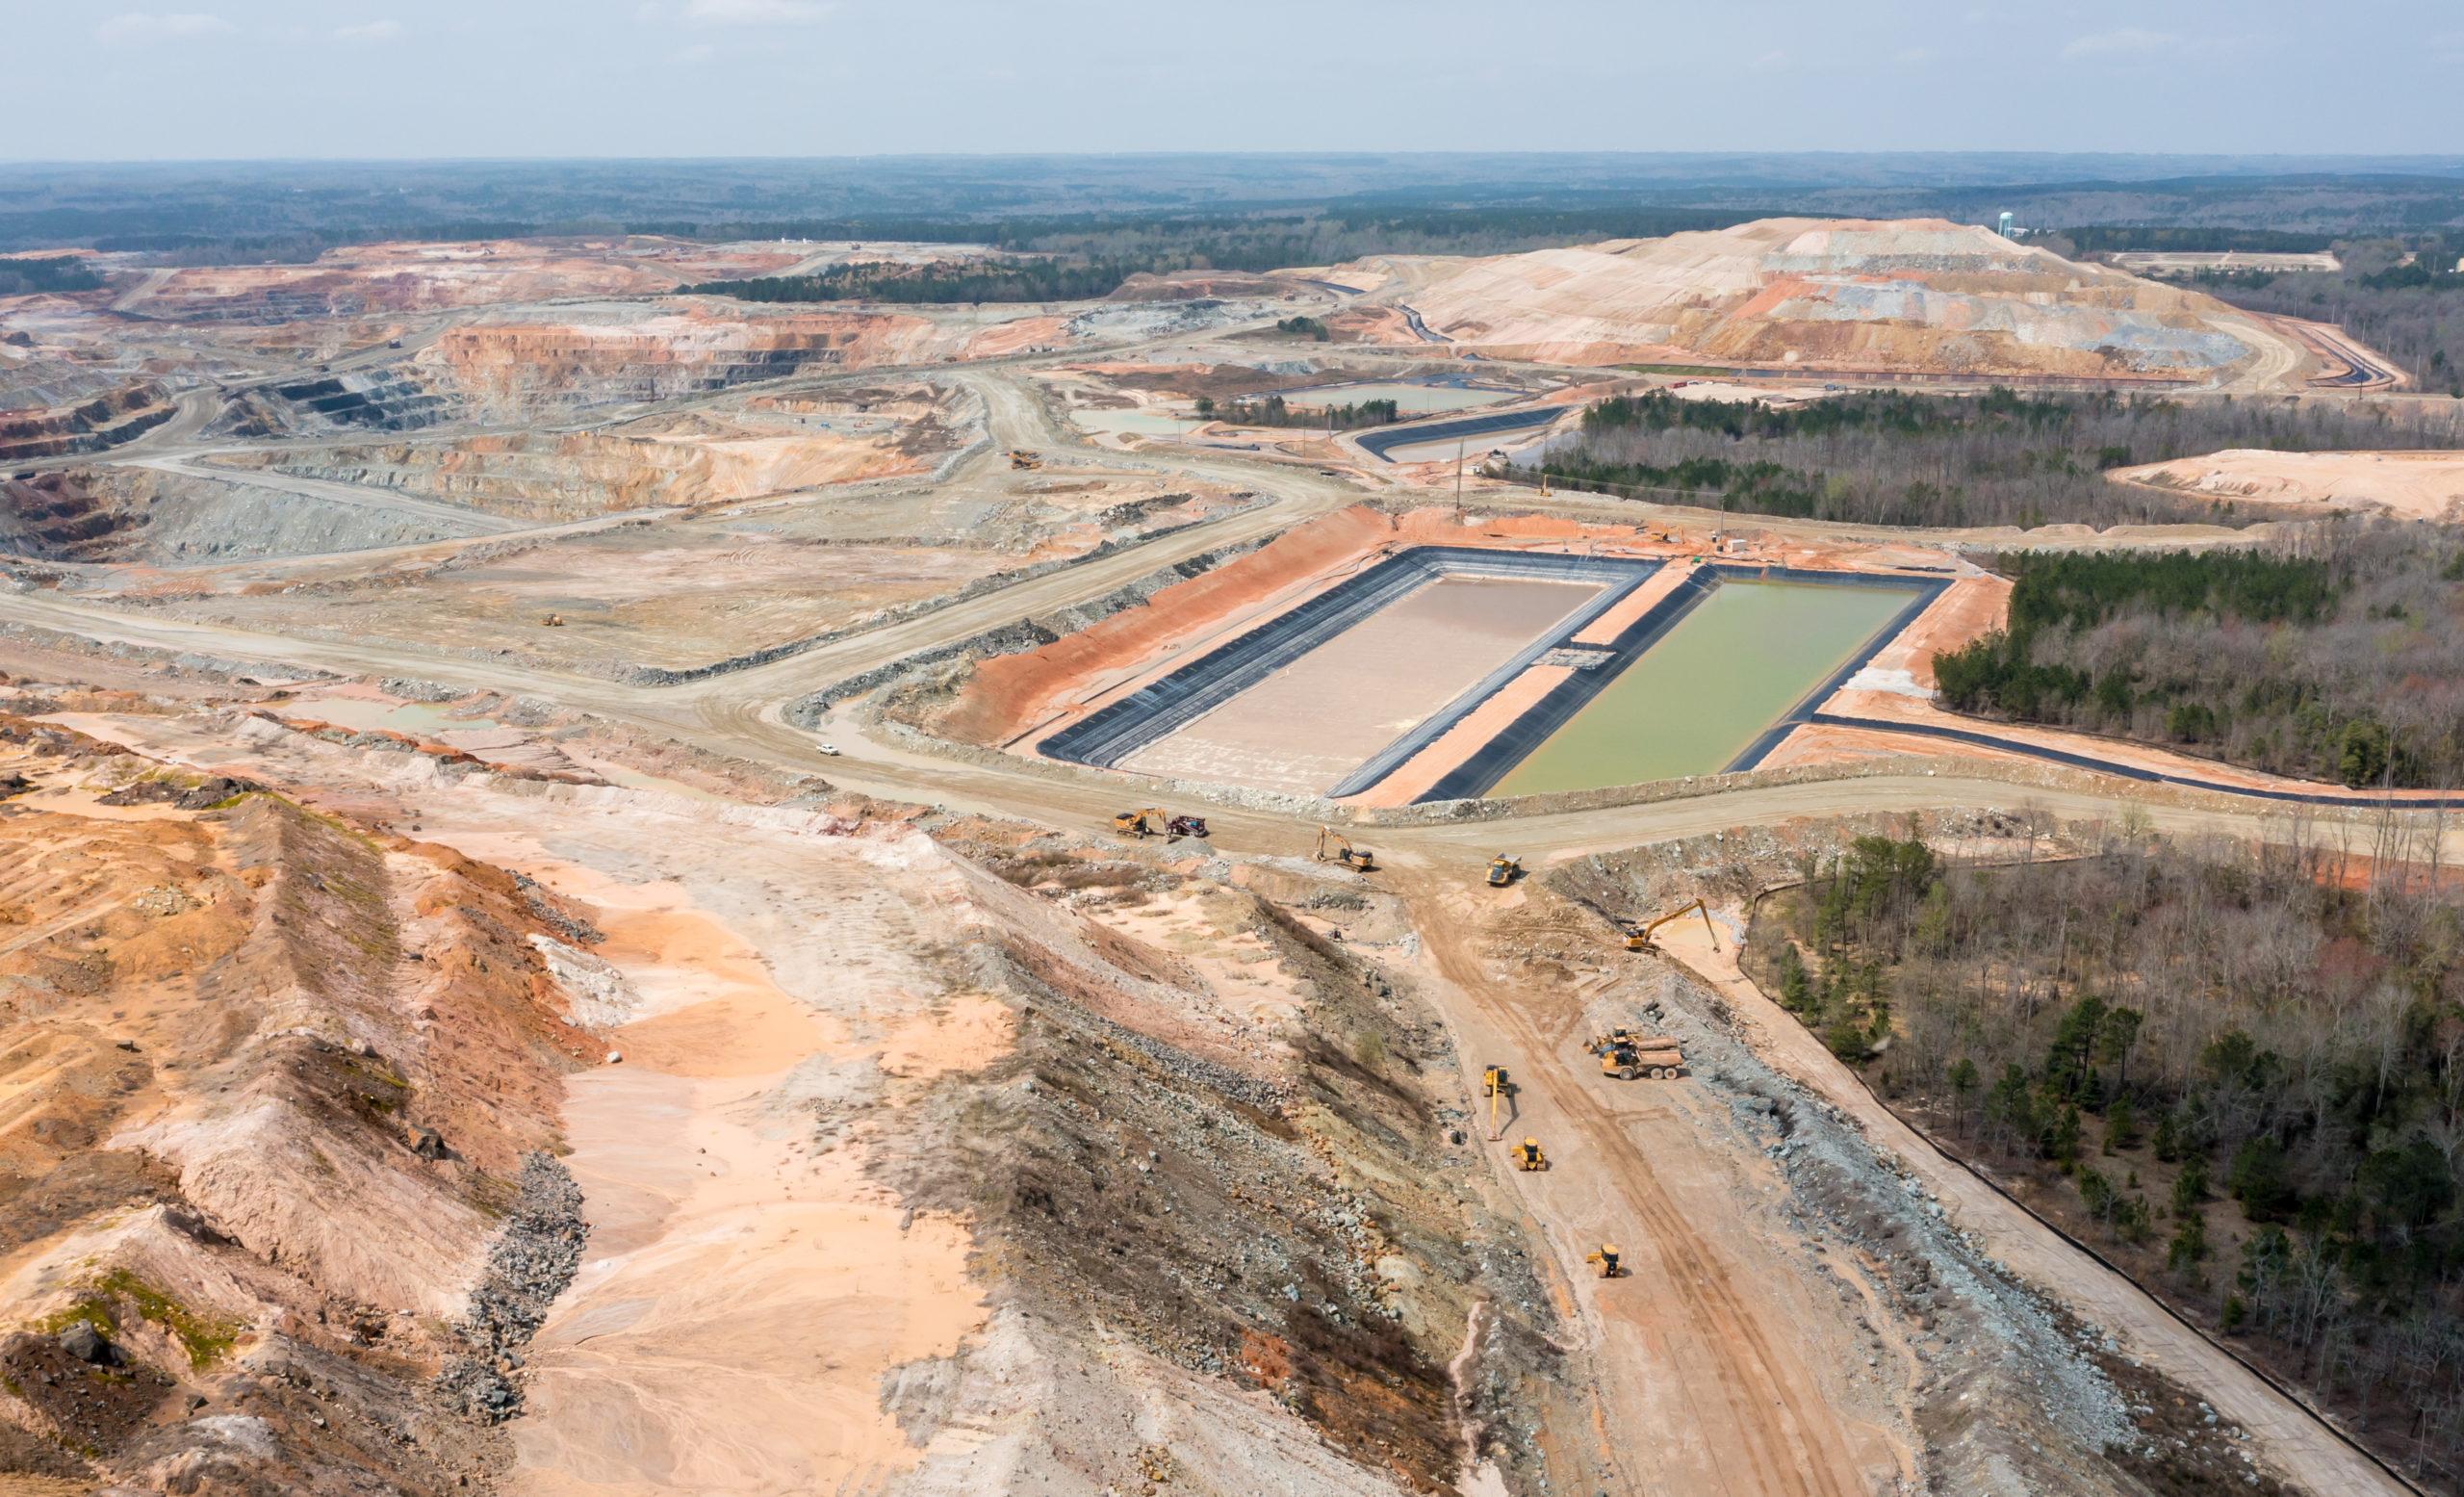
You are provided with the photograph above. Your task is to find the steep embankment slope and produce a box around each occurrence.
[0,714,602,1491]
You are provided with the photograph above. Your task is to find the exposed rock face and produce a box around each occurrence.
[1,465,470,565]
[1379,217,2311,383]
[0,381,175,464]
[412,309,958,424]
[200,409,962,521]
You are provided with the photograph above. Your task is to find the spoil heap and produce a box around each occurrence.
[1375,218,2308,385]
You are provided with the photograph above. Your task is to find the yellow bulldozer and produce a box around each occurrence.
[1587,1027,1684,1080]
[1585,1244,1625,1278]
[1485,854,1522,888]
[1009,449,1042,470]
[1623,897,1719,954]
[1513,1136,1548,1172]
[1315,826,1375,873]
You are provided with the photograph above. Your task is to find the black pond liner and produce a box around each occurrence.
[1806,712,2464,809]
[1351,405,1567,462]
[1038,546,1661,774]
[1409,565,1949,804]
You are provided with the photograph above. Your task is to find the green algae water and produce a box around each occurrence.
[1490,581,1912,796]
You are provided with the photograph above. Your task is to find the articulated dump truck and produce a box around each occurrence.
[1587,1026,1683,1080]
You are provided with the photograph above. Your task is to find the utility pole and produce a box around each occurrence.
[1454,435,1466,520]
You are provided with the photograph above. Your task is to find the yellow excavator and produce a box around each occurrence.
[1585,1244,1624,1278]
[1623,897,1719,954]
[1486,855,1522,888]
[1114,808,1209,841]
[1482,1065,1510,1139]
[1316,826,1375,873]
[1009,449,1042,470]
[1513,1136,1548,1172]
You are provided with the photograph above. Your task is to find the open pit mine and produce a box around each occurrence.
[0,219,2443,1497]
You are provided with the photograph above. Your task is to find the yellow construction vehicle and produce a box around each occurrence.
[1009,449,1042,470]
[540,612,564,628]
[1623,897,1720,954]
[1513,1136,1548,1172]
[1315,826,1375,873]
[1587,1027,1684,1080]
[1486,854,1522,888]
[1113,807,1167,837]
[1585,1244,1624,1278]
[1482,1065,1510,1138]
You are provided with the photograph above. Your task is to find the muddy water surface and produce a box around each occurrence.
[1492,581,1912,795]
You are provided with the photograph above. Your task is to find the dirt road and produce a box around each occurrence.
[1401,874,1901,1496]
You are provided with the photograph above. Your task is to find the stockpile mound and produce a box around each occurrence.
[1384,218,2301,383]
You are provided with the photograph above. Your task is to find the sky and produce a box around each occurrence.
[6,0,2463,161]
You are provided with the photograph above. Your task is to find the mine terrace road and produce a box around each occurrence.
[0,357,2431,1497]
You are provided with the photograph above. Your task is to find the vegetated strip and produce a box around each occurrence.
[684,257,1139,304]
[1412,567,1943,803]
[1039,547,1660,772]
[1738,880,2428,1496]
[1527,385,2464,530]
[1933,544,2464,789]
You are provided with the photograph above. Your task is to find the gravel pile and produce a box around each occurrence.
[436,1152,587,1423]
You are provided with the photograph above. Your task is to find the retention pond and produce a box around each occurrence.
[1488,580,1921,796]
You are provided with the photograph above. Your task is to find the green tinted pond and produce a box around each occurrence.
[1490,581,1913,796]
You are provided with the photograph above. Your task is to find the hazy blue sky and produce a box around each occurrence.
[7,0,2461,161]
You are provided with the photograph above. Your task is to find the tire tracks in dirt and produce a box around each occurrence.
[1401,873,1878,1497]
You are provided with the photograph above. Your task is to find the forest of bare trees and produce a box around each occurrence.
[1938,531,2464,787]
[1517,387,2464,530]
[1747,818,2464,1487]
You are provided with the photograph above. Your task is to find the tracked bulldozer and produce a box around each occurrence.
[1009,449,1042,470]
[1513,1136,1548,1172]
[1315,826,1375,873]
[1585,1244,1624,1278]
[1623,897,1719,954]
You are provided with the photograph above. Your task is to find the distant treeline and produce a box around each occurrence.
[1937,538,2464,787]
[1527,386,2464,529]
[2066,225,2338,255]
[684,257,1137,304]
[0,254,103,296]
